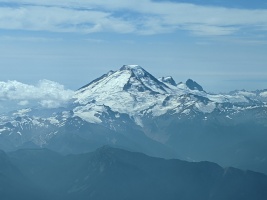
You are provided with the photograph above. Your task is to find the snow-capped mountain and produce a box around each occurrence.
[1,65,267,174]
[73,65,266,127]
[73,65,174,124]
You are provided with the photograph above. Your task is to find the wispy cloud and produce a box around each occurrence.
[0,35,62,42]
[0,80,74,108]
[0,0,267,36]
[0,6,135,33]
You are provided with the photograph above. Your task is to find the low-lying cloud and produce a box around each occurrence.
[0,80,74,109]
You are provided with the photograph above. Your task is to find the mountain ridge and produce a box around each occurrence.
[4,146,267,200]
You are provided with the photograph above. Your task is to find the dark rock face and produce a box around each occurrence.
[186,79,204,91]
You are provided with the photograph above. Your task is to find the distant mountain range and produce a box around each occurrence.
[0,65,267,175]
[1,146,267,200]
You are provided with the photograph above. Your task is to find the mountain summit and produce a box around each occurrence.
[186,79,204,91]
[74,65,174,121]
[74,65,258,123]
[120,65,171,94]
[158,76,177,86]
[120,64,141,70]
[1,65,267,175]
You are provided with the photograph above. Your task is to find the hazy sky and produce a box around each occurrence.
[0,0,267,93]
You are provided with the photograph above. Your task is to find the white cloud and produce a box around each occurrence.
[183,25,238,36]
[0,6,135,33]
[18,100,29,106]
[260,91,267,97]
[39,100,62,108]
[0,80,74,108]
[0,35,62,42]
[0,1,267,36]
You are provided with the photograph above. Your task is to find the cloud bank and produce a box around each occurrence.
[0,80,74,108]
[0,0,267,36]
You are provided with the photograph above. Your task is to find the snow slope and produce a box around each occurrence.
[73,65,264,125]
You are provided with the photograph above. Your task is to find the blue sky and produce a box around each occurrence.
[0,0,267,94]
